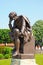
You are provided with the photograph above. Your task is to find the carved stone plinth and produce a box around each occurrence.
[12,36,35,59]
[20,54,34,59]
[10,34,36,65]
[20,36,35,59]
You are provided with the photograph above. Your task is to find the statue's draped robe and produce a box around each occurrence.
[9,15,32,53]
[13,15,26,33]
[9,15,31,42]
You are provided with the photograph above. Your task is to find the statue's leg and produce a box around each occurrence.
[12,28,20,56]
[15,38,20,53]
[19,37,24,53]
[12,38,20,56]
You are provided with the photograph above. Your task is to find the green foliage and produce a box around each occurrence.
[0,47,12,59]
[0,29,12,43]
[42,42,43,46]
[4,54,10,59]
[0,47,12,54]
[0,47,5,54]
[0,54,4,59]
[32,20,43,46]
[4,47,12,54]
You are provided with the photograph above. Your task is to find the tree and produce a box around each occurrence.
[32,20,43,46]
[0,29,12,43]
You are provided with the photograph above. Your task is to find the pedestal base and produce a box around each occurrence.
[10,59,38,65]
[20,54,34,59]
[12,53,34,59]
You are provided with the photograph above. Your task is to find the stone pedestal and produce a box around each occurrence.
[10,36,38,65]
[12,36,35,59]
[21,36,35,59]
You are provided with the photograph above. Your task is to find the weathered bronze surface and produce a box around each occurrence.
[8,12,34,59]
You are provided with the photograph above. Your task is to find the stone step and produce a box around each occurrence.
[20,59,38,65]
[10,59,20,65]
[20,54,34,59]
[12,54,34,59]
[10,59,38,65]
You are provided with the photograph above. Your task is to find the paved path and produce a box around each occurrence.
[20,59,38,65]
[10,59,38,65]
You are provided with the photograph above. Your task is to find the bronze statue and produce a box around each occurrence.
[8,12,32,56]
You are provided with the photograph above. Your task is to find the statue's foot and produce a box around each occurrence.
[12,51,20,56]
[12,51,18,56]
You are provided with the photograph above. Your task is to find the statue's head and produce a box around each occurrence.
[9,12,17,20]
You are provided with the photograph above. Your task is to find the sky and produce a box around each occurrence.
[0,0,43,29]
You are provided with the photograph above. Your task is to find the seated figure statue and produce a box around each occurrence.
[8,12,32,56]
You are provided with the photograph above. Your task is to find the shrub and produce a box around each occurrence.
[0,47,5,54]
[4,47,12,54]
[4,54,10,59]
[0,54,4,59]
[0,47,12,58]
[10,53,12,58]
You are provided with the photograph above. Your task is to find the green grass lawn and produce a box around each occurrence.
[35,54,43,65]
[0,54,43,65]
[0,59,11,65]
